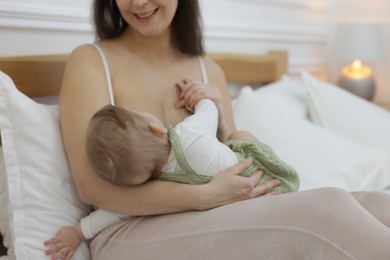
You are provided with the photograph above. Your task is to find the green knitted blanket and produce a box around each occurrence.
[157,128,300,193]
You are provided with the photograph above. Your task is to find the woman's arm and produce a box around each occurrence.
[204,57,236,142]
[60,45,214,214]
[60,45,279,216]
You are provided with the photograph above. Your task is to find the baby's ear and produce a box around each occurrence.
[148,124,168,137]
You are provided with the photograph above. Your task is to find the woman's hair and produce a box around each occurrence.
[93,0,204,55]
[86,105,169,186]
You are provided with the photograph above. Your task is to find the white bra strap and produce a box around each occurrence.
[198,56,208,84]
[91,43,115,106]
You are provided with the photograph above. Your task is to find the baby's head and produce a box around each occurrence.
[86,105,170,186]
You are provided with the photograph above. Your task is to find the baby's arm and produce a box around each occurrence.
[79,208,128,239]
[180,98,219,137]
[176,79,230,141]
[44,209,127,259]
[44,224,84,260]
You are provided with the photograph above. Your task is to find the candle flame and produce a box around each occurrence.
[341,60,373,79]
[352,59,362,69]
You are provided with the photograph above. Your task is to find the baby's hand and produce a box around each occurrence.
[175,79,223,118]
[44,226,83,260]
[175,79,229,140]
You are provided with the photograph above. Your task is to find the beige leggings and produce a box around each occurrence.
[90,188,390,259]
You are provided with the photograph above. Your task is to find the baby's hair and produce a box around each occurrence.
[86,105,169,186]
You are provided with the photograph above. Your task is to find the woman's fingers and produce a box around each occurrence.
[246,169,263,184]
[229,157,253,176]
[264,190,282,196]
[225,158,281,199]
[207,157,283,208]
[253,179,282,197]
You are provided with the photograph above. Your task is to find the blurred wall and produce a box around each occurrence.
[200,0,330,78]
[0,0,94,55]
[0,0,388,104]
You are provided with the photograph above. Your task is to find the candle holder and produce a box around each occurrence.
[338,60,375,100]
[332,24,384,101]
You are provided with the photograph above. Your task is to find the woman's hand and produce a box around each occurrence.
[201,158,281,209]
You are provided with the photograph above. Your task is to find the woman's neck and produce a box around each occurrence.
[124,27,178,62]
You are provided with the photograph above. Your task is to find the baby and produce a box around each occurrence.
[44,85,299,259]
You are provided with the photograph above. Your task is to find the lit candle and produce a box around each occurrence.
[338,59,375,100]
[341,60,373,79]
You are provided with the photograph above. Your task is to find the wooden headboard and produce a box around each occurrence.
[207,51,287,84]
[0,51,287,98]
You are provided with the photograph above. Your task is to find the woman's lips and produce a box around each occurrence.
[134,8,158,20]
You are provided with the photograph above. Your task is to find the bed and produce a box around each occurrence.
[1,50,390,259]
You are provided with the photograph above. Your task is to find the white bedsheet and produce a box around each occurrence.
[232,75,390,192]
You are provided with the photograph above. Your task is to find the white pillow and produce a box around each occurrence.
[253,75,308,118]
[233,84,390,192]
[0,148,13,257]
[0,72,91,260]
[302,71,390,154]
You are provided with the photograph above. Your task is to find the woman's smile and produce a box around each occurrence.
[116,0,178,38]
[133,8,158,21]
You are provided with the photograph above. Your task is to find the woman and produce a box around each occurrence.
[60,0,278,215]
[59,0,390,259]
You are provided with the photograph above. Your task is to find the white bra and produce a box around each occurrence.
[91,43,209,106]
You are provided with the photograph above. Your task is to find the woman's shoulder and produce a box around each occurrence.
[64,43,110,81]
[202,56,223,73]
[67,43,101,65]
[202,56,226,84]
[61,43,111,103]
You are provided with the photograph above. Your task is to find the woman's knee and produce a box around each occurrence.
[315,187,350,196]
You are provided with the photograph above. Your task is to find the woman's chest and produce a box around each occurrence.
[110,61,200,125]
